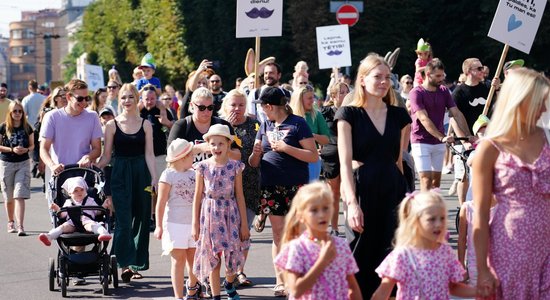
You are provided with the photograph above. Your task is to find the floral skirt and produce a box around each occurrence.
[258,184,301,216]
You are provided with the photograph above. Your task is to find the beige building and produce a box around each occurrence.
[8,0,93,98]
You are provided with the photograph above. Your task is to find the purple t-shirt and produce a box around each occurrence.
[40,108,103,165]
[409,85,456,145]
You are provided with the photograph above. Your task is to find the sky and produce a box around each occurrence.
[0,1,63,38]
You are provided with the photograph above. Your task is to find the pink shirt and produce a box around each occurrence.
[376,244,465,300]
[274,233,359,300]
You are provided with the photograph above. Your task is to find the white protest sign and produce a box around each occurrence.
[488,0,547,54]
[236,0,283,38]
[316,25,352,69]
[83,64,105,92]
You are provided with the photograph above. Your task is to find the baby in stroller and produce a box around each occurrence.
[39,176,112,246]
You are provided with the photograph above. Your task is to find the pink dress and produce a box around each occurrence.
[375,244,465,299]
[274,233,359,300]
[487,139,550,299]
[193,159,249,282]
[414,58,430,87]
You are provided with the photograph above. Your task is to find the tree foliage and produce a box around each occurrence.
[69,0,550,91]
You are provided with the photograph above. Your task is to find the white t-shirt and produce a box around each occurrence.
[159,168,195,224]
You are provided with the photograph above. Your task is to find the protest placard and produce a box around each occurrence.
[316,25,352,70]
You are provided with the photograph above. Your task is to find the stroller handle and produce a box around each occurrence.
[63,164,104,174]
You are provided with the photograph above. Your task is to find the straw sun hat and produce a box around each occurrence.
[202,124,234,142]
[166,138,194,162]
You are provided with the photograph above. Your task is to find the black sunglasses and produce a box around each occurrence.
[142,86,156,92]
[472,66,484,71]
[107,86,119,90]
[161,97,172,101]
[210,80,220,83]
[405,81,413,85]
[193,103,215,111]
[71,94,91,102]
[12,109,23,113]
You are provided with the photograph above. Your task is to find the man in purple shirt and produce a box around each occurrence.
[409,59,470,190]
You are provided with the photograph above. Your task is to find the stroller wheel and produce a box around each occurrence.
[110,255,118,288]
[102,255,110,295]
[48,257,55,291]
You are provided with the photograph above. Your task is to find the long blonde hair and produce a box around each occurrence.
[5,101,32,139]
[289,85,315,120]
[280,182,334,246]
[485,68,550,141]
[344,53,396,107]
[394,190,447,248]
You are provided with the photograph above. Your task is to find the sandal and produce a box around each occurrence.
[121,268,133,283]
[223,280,240,300]
[236,272,252,287]
[253,214,267,233]
[273,284,287,297]
[131,271,143,279]
[185,280,200,300]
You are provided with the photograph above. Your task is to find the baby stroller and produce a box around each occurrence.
[46,165,118,297]
[446,137,474,232]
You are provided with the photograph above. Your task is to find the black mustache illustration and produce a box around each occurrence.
[327,50,343,56]
[245,7,275,19]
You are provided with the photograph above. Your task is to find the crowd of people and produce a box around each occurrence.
[0,44,548,300]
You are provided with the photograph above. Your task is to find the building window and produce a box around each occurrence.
[11,47,23,56]
[11,30,23,39]
[23,29,35,39]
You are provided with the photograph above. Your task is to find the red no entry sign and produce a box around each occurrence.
[336,4,359,27]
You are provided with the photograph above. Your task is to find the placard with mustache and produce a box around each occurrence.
[245,7,275,19]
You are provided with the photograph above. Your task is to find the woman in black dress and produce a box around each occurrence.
[336,53,411,298]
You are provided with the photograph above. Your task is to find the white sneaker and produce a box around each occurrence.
[73,276,86,286]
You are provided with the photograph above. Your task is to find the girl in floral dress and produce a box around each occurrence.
[371,191,475,300]
[191,124,250,300]
[274,182,361,300]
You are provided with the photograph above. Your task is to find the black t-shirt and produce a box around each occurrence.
[140,106,174,156]
[167,116,236,164]
[452,83,491,132]
[256,114,313,186]
[212,91,227,116]
[319,106,338,158]
[0,123,33,162]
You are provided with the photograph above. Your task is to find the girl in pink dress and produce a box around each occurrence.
[473,68,550,300]
[413,38,432,87]
[274,182,361,300]
[372,190,475,300]
[191,124,250,300]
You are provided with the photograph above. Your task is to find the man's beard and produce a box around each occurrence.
[265,77,278,86]
[0,94,6,99]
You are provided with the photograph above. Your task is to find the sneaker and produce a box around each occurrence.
[72,276,86,286]
[17,226,27,236]
[448,180,458,196]
[442,166,452,174]
[7,221,16,233]
[98,234,112,242]
[39,233,52,246]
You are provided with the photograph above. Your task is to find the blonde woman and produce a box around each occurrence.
[98,83,157,282]
[336,53,411,297]
[0,101,34,236]
[473,68,550,299]
[289,85,330,181]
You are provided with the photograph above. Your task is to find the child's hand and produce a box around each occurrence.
[153,226,162,240]
[318,237,336,267]
[50,203,60,212]
[240,225,250,241]
[102,197,112,210]
[191,223,200,241]
[252,141,263,156]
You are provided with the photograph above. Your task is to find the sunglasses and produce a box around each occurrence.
[161,97,172,101]
[107,86,119,90]
[472,66,484,71]
[12,109,23,114]
[210,80,220,83]
[405,81,413,85]
[71,94,91,102]
[142,86,156,92]
[193,103,215,111]
[299,82,308,85]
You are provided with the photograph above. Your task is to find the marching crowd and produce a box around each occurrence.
[1,39,549,300]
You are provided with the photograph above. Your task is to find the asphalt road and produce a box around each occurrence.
[0,175,460,299]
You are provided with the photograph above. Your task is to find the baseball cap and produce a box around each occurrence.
[139,53,156,70]
[99,107,114,117]
[503,59,524,71]
[252,87,289,106]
